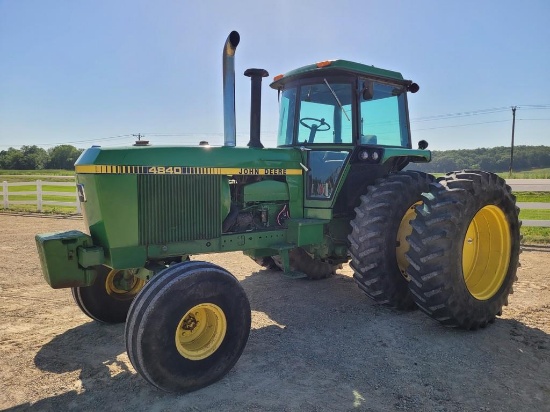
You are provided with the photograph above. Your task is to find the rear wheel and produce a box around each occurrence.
[249,256,280,271]
[72,266,145,323]
[348,171,435,309]
[406,170,520,329]
[125,261,251,393]
[272,247,340,280]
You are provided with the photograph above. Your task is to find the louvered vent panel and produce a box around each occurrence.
[138,174,221,245]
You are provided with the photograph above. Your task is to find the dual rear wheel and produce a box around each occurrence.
[349,170,520,329]
[348,171,435,310]
[406,170,520,329]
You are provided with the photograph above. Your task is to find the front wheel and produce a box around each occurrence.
[71,266,145,323]
[406,170,521,329]
[125,261,251,393]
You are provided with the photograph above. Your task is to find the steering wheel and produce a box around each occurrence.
[300,117,331,143]
[300,117,331,131]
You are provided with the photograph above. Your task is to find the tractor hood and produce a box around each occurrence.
[75,145,303,172]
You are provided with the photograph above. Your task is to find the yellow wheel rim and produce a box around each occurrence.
[175,303,227,361]
[105,269,145,299]
[396,202,421,280]
[462,205,511,300]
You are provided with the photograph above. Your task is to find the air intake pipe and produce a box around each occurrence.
[244,68,269,148]
[222,31,240,147]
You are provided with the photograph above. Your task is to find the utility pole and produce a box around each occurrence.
[132,133,149,146]
[509,106,517,177]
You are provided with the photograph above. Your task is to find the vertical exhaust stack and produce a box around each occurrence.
[222,31,240,147]
[244,68,269,149]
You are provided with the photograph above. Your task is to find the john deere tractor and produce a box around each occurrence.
[35,31,520,393]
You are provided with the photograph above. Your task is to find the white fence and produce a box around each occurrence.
[509,179,550,228]
[1,180,81,214]
[1,180,548,226]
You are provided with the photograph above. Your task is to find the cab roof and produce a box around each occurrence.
[270,59,406,89]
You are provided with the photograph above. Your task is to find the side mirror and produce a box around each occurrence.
[408,83,420,93]
[418,140,429,150]
[362,81,373,100]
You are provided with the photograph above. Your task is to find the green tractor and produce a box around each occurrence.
[35,31,520,393]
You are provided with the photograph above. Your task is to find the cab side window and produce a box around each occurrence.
[359,82,409,147]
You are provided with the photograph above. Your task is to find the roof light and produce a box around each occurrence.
[316,60,332,68]
[273,74,284,81]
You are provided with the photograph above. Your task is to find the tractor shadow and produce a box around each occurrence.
[234,266,550,410]
[8,264,550,411]
[7,322,147,411]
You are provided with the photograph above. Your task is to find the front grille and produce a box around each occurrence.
[138,174,221,245]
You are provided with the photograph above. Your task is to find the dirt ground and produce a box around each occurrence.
[0,214,549,412]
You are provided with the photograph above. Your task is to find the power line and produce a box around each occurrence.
[0,134,134,148]
[411,107,510,123]
[410,105,550,123]
[2,105,549,149]
[516,104,550,109]
[412,119,510,131]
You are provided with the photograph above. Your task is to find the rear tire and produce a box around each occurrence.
[72,266,145,323]
[125,261,251,393]
[406,170,520,329]
[272,247,340,280]
[348,171,435,309]
[250,256,280,271]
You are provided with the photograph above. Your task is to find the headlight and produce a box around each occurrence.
[77,184,86,203]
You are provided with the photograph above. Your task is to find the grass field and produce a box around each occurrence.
[1,170,77,213]
[499,168,550,179]
[1,169,549,243]
[0,169,75,183]
[0,169,75,177]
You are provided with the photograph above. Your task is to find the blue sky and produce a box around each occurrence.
[1,0,549,151]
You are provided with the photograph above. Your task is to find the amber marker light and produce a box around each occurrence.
[316,60,332,68]
[273,74,284,81]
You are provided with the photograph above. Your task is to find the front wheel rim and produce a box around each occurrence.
[462,205,511,300]
[105,269,145,299]
[175,303,227,361]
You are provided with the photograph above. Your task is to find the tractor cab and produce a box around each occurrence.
[270,59,418,149]
[270,60,428,206]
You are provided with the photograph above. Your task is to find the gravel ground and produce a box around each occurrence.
[0,213,549,411]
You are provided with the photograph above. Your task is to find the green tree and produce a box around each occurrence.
[19,145,49,169]
[47,145,83,169]
[0,147,24,169]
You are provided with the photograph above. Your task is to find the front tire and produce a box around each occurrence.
[406,170,520,329]
[348,171,435,309]
[125,261,251,393]
[71,266,145,323]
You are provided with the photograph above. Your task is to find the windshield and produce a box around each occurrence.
[276,79,410,147]
[277,81,353,146]
[359,82,410,147]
